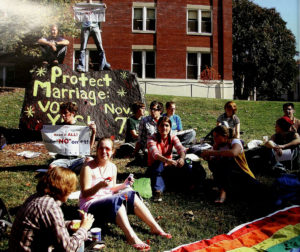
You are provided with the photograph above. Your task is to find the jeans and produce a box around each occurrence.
[150,161,166,192]
[41,45,67,64]
[78,25,110,71]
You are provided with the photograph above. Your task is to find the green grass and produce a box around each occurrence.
[1,89,300,251]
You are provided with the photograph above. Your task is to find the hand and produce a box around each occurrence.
[274,146,283,156]
[124,176,134,187]
[201,150,212,160]
[99,180,109,188]
[49,42,57,51]
[80,212,94,231]
[89,121,97,134]
[176,158,185,168]
[166,159,177,166]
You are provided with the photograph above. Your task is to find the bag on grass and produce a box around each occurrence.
[132,178,152,199]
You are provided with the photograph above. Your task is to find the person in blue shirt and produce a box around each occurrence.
[77,0,111,72]
[163,101,196,147]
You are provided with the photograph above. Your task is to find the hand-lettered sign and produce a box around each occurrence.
[19,64,145,139]
[42,125,90,156]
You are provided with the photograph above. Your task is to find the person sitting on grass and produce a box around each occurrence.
[79,137,171,251]
[9,167,94,252]
[147,116,186,202]
[265,116,300,172]
[133,101,163,158]
[48,102,96,174]
[200,125,258,203]
[282,103,300,134]
[163,101,196,147]
[217,101,241,139]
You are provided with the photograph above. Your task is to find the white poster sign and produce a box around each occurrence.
[73,3,106,23]
[42,125,90,156]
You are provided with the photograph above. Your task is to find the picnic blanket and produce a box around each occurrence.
[169,205,300,252]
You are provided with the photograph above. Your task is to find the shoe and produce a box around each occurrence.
[103,65,112,71]
[151,231,172,239]
[77,67,86,73]
[52,60,59,66]
[153,191,162,202]
[131,243,150,251]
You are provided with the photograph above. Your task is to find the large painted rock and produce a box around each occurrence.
[19,64,145,139]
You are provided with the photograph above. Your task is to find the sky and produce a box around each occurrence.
[251,0,299,59]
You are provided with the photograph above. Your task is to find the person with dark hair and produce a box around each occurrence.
[200,125,258,203]
[163,101,196,146]
[134,101,163,155]
[48,102,96,174]
[217,101,241,138]
[283,103,300,133]
[9,167,94,252]
[37,24,69,65]
[80,137,171,251]
[125,102,146,143]
[147,116,186,201]
[265,116,300,171]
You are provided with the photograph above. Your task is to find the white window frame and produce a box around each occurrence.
[187,5,212,35]
[132,3,156,33]
[186,50,212,80]
[131,48,156,79]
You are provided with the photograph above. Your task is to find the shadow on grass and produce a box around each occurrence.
[0,165,48,173]
[0,127,42,144]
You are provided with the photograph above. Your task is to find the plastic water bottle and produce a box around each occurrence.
[186,158,193,171]
[126,173,134,187]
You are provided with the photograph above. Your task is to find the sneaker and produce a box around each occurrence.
[153,191,162,202]
[77,67,86,73]
[103,65,112,71]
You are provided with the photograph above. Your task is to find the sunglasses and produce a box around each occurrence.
[150,108,160,111]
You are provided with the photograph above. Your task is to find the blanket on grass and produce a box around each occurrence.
[169,205,300,252]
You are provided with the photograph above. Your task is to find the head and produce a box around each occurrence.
[224,101,237,116]
[156,116,172,143]
[36,167,77,202]
[131,101,145,118]
[283,103,295,118]
[96,137,115,163]
[150,101,163,119]
[166,101,176,116]
[60,102,78,124]
[50,24,58,38]
[212,125,234,146]
[275,117,293,133]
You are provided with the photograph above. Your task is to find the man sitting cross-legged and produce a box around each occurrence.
[48,102,96,174]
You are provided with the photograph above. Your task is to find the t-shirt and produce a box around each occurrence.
[125,116,140,143]
[162,113,182,131]
[217,113,240,128]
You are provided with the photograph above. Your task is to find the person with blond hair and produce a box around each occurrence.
[9,167,94,252]
[80,137,171,251]
[217,101,241,138]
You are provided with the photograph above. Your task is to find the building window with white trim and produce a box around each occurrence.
[132,51,155,79]
[133,7,156,32]
[187,52,211,79]
[187,9,212,34]
[74,50,102,72]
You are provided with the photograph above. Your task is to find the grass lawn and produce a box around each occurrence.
[0,88,299,251]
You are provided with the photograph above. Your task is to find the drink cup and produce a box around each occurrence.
[91,227,101,241]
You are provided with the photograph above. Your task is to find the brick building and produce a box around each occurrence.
[1,0,234,98]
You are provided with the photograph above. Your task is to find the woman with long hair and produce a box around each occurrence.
[79,137,171,251]
[147,116,186,201]
[200,126,258,203]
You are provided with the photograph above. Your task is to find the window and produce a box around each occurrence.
[74,50,101,71]
[187,9,212,34]
[0,65,15,87]
[133,7,156,32]
[132,51,155,79]
[187,52,211,79]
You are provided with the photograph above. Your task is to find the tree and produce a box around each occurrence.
[233,0,298,100]
[0,0,79,57]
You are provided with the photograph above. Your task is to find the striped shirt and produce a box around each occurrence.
[9,194,88,252]
[147,134,186,166]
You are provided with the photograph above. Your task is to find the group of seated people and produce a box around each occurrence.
[9,100,300,251]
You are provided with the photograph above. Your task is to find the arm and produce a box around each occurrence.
[89,122,96,151]
[37,37,57,51]
[56,38,69,46]
[201,143,242,159]
[130,129,139,140]
[235,123,240,139]
[173,135,186,167]
[80,164,108,199]
[176,116,183,131]
[276,133,300,149]
[47,203,88,251]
